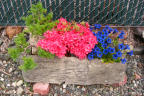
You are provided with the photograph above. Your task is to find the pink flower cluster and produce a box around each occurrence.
[37,18,98,59]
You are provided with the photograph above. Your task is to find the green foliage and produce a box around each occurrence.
[22,2,59,36]
[8,48,20,61]
[8,32,30,61]
[38,47,55,59]
[14,32,29,52]
[19,57,38,72]
[8,2,58,72]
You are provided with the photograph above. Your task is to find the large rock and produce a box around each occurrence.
[21,55,126,85]
[132,45,144,55]
[5,25,22,39]
[29,35,43,55]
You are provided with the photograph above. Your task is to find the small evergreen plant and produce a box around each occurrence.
[8,2,57,72]
[22,2,59,36]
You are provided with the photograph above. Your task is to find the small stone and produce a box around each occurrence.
[63,89,66,93]
[3,61,6,64]
[16,87,24,94]
[0,78,4,81]
[12,82,17,87]
[1,74,4,77]
[81,87,85,91]
[7,84,10,86]
[5,90,14,94]
[110,87,113,91]
[0,40,3,46]
[0,60,3,65]
[9,68,13,73]
[60,88,62,91]
[14,71,18,75]
[1,84,5,89]
[54,93,58,96]
[33,83,49,95]
[134,84,137,87]
[63,84,67,88]
[16,80,23,86]
[135,72,141,80]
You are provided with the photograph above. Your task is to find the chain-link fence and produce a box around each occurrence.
[0,0,144,26]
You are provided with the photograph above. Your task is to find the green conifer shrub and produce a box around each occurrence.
[8,2,57,72]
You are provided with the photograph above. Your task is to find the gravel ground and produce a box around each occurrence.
[0,27,144,96]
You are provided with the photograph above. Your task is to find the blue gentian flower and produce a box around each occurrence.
[92,51,97,56]
[105,25,110,29]
[104,31,109,36]
[101,34,106,40]
[97,37,102,42]
[124,45,130,50]
[103,49,108,54]
[97,31,102,36]
[121,58,127,64]
[118,44,125,50]
[113,54,118,59]
[94,45,98,48]
[94,47,100,52]
[116,51,122,57]
[118,33,124,39]
[93,32,97,36]
[113,28,118,34]
[87,53,93,60]
[97,24,102,29]
[127,51,133,56]
[90,26,93,31]
[100,39,105,44]
[106,38,112,43]
[97,51,103,58]
[108,47,115,53]
[121,31,125,35]
[102,43,107,48]
[102,28,107,33]
[108,28,113,33]
[94,24,97,30]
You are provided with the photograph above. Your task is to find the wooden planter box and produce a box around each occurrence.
[20,55,126,85]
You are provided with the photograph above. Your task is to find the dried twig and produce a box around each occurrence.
[21,45,36,56]
[0,69,12,76]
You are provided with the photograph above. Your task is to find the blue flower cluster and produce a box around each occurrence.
[88,24,133,64]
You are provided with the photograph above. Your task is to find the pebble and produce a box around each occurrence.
[0,78,4,81]
[0,60,3,65]
[63,89,66,93]
[81,87,85,91]
[9,68,13,73]
[1,84,5,89]
[63,84,67,88]
[7,84,10,86]
[14,71,19,75]
[16,80,23,86]
[1,74,4,77]
[60,88,62,91]
[16,87,24,94]
[110,87,113,91]
[54,93,58,96]
[12,82,17,87]
[5,90,14,94]
[3,61,6,64]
